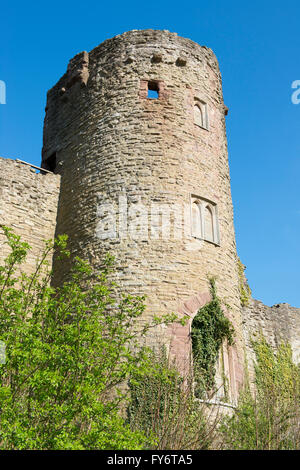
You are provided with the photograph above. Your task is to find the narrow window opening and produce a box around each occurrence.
[204,205,214,242]
[192,202,202,238]
[148,81,159,99]
[43,153,57,172]
[194,99,209,130]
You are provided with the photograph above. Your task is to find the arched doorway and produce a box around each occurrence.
[167,290,242,403]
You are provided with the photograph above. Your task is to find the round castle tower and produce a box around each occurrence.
[42,30,244,400]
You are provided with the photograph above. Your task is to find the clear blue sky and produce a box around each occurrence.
[0,0,299,307]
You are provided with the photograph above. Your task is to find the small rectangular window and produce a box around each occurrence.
[148,81,159,99]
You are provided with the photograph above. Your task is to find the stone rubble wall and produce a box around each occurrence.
[0,157,61,274]
[243,298,300,381]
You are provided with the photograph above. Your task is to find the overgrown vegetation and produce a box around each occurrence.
[0,226,174,450]
[127,335,300,450]
[237,257,252,307]
[128,348,221,450]
[220,335,300,449]
[0,226,299,450]
[191,278,234,397]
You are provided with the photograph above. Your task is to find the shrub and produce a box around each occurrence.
[220,335,300,450]
[0,226,170,449]
[128,348,221,450]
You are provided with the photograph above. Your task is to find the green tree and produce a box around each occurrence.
[0,226,172,449]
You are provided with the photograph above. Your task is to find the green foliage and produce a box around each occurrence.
[0,226,172,450]
[128,348,180,448]
[237,258,252,307]
[127,348,220,450]
[191,278,234,397]
[220,335,300,449]
[2,227,299,450]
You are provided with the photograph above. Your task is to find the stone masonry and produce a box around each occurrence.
[243,299,300,381]
[41,29,245,401]
[0,157,60,273]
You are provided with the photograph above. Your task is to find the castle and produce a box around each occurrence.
[0,30,299,403]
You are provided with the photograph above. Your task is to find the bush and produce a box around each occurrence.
[128,348,221,450]
[0,226,170,449]
[2,226,299,450]
[220,335,300,450]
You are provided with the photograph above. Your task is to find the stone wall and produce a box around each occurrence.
[243,299,300,379]
[0,157,61,274]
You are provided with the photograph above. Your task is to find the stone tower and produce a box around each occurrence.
[42,30,244,401]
